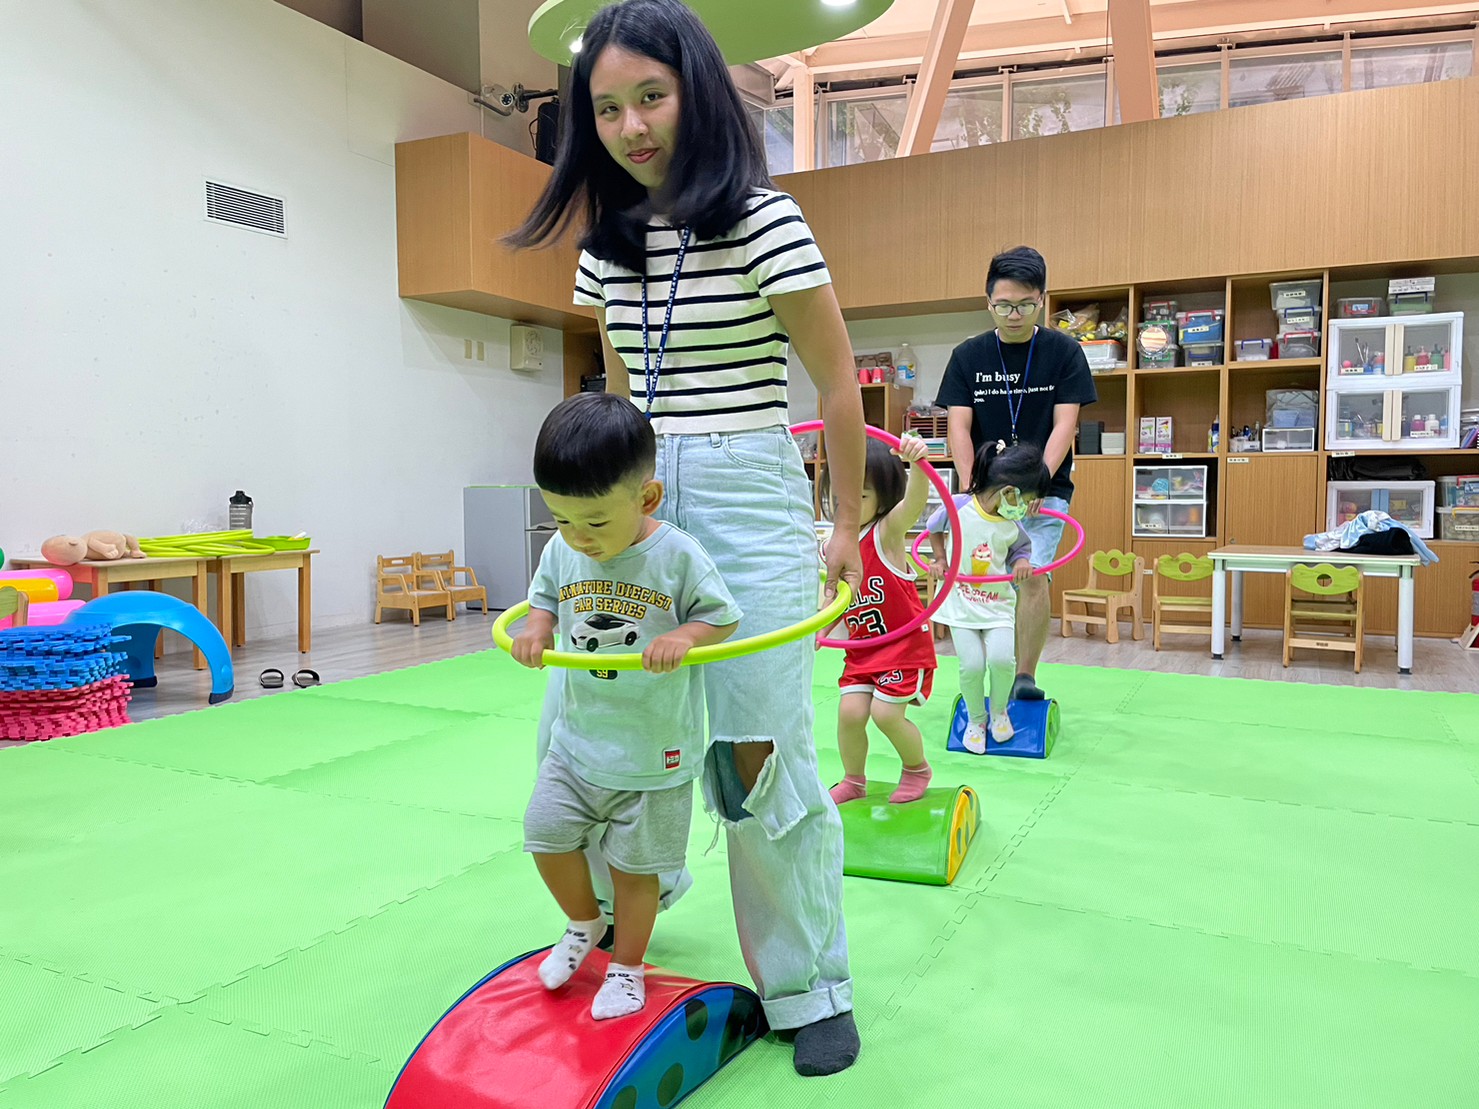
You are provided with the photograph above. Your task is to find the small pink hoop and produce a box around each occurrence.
[790,420,963,651]
[909,507,1086,584]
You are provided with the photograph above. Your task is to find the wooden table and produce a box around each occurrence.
[211,549,317,654]
[1209,544,1423,674]
[7,554,209,669]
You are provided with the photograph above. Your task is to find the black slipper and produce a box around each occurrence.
[292,668,321,688]
[259,668,285,689]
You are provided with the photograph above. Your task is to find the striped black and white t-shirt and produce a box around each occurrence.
[573,190,831,435]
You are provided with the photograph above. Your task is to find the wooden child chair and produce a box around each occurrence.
[0,587,28,628]
[1151,553,1215,651]
[417,550,489,616]
[1283,563,1365,672]
[1060,549,1145,643]
[375,554,454,626]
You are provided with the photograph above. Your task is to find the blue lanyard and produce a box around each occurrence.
[995,327,1038,446]
[641,227,693,418]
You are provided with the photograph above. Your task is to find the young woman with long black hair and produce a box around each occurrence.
[509,0,865,1076]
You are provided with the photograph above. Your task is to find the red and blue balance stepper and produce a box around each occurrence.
[946,694,1060,758]
[385,948,765,1109]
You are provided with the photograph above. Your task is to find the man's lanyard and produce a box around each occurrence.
[995,327,1039,446]
[641,227,693,418]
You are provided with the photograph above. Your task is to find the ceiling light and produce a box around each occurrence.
[821,0,857,7]
[570,35,583,53]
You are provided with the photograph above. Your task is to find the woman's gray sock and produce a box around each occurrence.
[792,1011,860,1077]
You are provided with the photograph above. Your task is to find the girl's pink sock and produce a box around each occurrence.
[829,775,868,806]
[889,762,933,804]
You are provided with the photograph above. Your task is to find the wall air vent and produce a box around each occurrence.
[204,180,286,237]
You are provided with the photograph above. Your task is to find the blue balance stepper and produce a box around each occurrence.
[946,694,1059,759]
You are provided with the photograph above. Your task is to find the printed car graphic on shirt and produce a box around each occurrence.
[570,612,641,652]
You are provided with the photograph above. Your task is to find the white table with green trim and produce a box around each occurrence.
[1208,544,1423,674]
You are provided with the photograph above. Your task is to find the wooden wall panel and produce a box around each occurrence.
[1222,453,1323,630]
[1049,458,1128,617]
[782,77,1479,313]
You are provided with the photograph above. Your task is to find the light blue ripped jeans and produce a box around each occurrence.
[535,427,853,1030]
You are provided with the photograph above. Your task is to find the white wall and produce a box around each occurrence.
[0,0,565,640]
[786,312,994,424]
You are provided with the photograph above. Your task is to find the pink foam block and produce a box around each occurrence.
[0,599,85,630]
[0,568,74,600]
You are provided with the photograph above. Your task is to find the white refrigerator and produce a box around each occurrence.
[463,485,558,611]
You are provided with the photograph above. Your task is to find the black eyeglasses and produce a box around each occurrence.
[990,300,1041,318]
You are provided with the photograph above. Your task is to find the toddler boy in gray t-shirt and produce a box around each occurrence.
[512,393,740,1021]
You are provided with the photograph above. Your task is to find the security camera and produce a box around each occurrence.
[475,85,517,115]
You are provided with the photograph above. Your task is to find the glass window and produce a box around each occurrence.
[748,105,795,175]
[825,94,908,165]
[1228,50,1342,108]
[1157,60,1222,116]
[1011,71,1107,139]
[933,85,1004,150]
[1351,40,1473,91]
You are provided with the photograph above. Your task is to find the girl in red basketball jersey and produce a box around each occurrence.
[824,435,939,805]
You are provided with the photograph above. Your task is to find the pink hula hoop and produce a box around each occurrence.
[909,507,1085,584]
[790,420,963,651]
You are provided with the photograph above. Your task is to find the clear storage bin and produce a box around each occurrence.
[1437,507,1479,541]
[1327,480,1435,538]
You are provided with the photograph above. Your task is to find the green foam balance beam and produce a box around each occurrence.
[839,783,980,886]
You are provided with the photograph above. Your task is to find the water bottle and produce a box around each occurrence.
[229,490,254,531]
[895,343,918,390]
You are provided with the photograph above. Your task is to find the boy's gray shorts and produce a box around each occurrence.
[523,747,694,876]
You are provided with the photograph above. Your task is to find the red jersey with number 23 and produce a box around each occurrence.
[837,524,937,674]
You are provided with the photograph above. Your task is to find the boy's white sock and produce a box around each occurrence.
[592,962,646,1020]
[538,917,607,990]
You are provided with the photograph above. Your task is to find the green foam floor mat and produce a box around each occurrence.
[183,849,547,1068]
[2,654,1476,1107]
[267,716,537,817]
[0,1007,393,1109]
[0,956,161,1087]
[988,775,1479,975]
[798,894,1479,1109]
[1073,710,1479,821]
[318,650,552,719]
[0,783,518,1000]
[57,694,477,781]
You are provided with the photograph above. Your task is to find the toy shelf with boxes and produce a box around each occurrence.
[1133,463,1213,538]
[1047,287,1132,374]
[1135,280,1227,371]
[1227,382,1321,454]
[1324,313,1463,451]
[1228,275,1326,365]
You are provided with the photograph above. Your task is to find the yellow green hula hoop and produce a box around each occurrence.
[492,581,852,671]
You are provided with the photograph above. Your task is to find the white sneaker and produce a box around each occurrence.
[990,712,1015,743]
[963,721,987,754]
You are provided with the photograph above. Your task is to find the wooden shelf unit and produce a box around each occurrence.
[809,383,915,520]
[1048,268,1478,637]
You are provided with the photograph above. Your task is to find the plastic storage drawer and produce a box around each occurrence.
[1270,280,1322,311]
[1437,507,1479,541]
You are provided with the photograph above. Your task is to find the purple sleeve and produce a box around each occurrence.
[1007,524,1034,567]
[926,493,972,533]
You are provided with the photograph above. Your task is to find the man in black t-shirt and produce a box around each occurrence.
[934,246,1097,703]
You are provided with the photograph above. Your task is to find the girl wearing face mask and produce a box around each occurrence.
[927,441,1052,753]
